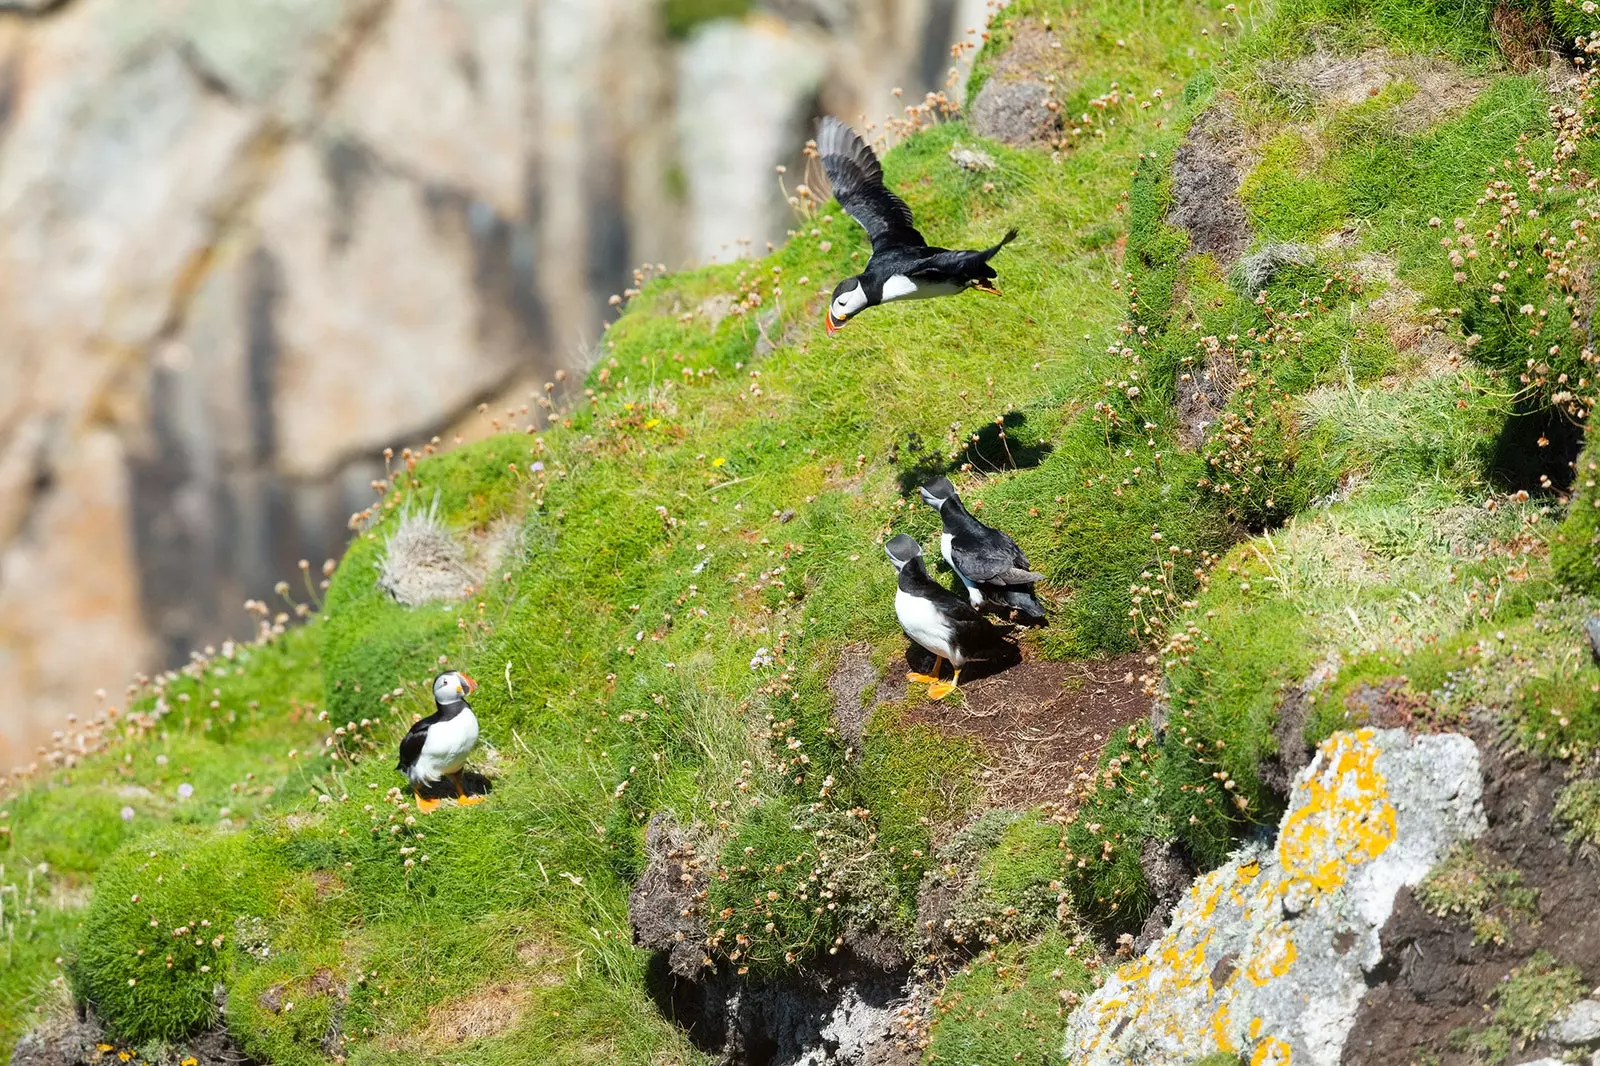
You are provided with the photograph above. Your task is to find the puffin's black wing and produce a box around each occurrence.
[818,117,926,254]
[395,712,440,772]
[953,529,1045,586]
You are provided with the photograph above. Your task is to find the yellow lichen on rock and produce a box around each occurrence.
[1276,730,1397,896]
[1064,729,1483,1066]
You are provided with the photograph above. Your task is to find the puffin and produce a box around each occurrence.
[818,116,1017,335]
[884,533,1001,700]
[919,476,1047,626]
[396,670,482,813]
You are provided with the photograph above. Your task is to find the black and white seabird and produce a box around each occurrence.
[396,671,482,813]
[817,116,1017,334]
[885,533,1002,700]
[919,476,1047,626]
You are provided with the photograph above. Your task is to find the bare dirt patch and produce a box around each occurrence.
[896,647,1151,808]
[969,20,1069,146]
[1261,49,1486,134]
[829,642,880,748]
[1169,107,1253,264]
[1176,346,1238,450]
[1344,734,1600,1066]
[411,982,530,1048]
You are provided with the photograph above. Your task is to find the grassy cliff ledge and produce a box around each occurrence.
[6,1,1600,1065]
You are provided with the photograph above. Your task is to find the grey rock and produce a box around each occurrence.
[948,142,997,172]
[1549,998,1600,1047]
[968,77,1058,145]
[8,1012,104,1066]
[1585,614,1600,663]
[1064,729,1486,1066]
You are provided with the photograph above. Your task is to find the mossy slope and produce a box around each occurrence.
[5,1,1600,1064]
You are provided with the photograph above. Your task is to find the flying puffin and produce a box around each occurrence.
[396,671,482,813]
[817,116,1017,335]
[919,476,1047,626]
[884,534,1001,700]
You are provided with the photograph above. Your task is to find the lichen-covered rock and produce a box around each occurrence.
[1063,729,1485,1066]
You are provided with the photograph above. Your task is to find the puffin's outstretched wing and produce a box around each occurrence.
[955,531,1045,586]
[818,117,926,254]
[395,715,436,772]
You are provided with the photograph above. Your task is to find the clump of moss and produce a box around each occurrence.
[70,829,283,1043]
[923,931,1094,1066]
[919,811,1077,951]
[1415,842,1539,946]
[1553,444,1600,594]
[1554,776,1600,853]
[1492,949,1585,1044]
[707,800,909,973]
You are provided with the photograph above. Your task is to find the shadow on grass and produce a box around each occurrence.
[892,412,1054,494]
[411,770,494,803]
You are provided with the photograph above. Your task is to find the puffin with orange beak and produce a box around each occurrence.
[396,670,483,812]
[818,116,1016,335]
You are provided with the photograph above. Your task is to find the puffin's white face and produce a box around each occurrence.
[830,282,868,323]
[433,671,477,703]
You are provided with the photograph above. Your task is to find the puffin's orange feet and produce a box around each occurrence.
[456,794,485,806]
[971,280,1002,295]
[926,679,956,700]
[415,793,441,814]
[905,672,939,684]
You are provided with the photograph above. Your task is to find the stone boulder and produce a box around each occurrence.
[1063,728,1486,1066]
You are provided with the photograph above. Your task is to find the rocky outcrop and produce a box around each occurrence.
[1064,728,1486,1066]
[0,0,994,770]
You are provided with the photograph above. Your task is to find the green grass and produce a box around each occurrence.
[923,931,1093,1065]
[8,0,1600,1061]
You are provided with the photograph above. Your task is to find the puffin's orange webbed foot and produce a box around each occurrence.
[971,280,1002,295]
[414,792,441,814]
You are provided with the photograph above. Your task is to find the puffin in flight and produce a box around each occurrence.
[919,476,1047,626]
[817,116,1017,334]
[885,534,1002,700]
[396,670,482,813]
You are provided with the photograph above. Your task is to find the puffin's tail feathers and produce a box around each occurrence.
[983,228,1019,260]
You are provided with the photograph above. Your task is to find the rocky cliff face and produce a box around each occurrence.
[0,0,991,770]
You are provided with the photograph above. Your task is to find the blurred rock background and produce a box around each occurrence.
[0,0,994,769]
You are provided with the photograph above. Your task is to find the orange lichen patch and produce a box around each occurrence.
[1277,730,1397,896]
[1069,731,1413,1063]
[1251,1035,1293,1066]
[1209,1000,1239,1053]
[1242,924,1297,986]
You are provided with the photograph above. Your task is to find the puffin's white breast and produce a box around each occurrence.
[895,589,963,665]
[413,709,479,781]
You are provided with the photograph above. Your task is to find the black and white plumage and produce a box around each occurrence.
[817,116,1017,334]
[884,533,1001,699]
[396,671,482,812]
[919,476,1047,626]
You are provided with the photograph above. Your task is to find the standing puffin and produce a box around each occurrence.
[885,534,1001,700]
[817,116,1017,334]
[396,671,482,813]
[919,476,1047,626]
